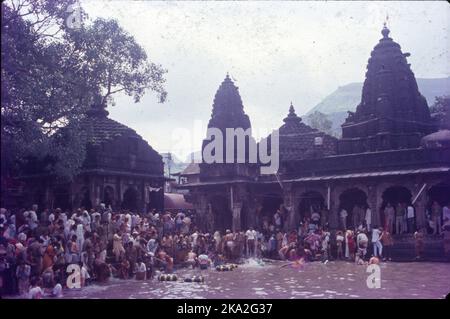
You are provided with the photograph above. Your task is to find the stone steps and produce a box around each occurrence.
[389,234,448,262]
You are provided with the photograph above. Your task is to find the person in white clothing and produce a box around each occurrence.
[340,208,348,230]
[245,227,257,257]
[135,259,147,280]
[407,204,415,233]
[372,227,383,257]
[28,278,43,299]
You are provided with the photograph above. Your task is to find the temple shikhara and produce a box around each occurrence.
[179,26,450,240]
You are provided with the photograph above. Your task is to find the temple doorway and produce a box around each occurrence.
[103,186,115,208]
[298,191,325,222]
[53,186,71,210]
[427,182,450,207]
[211,195,232,232]
[381,186,412,230]
[122,187,138,212]
[260,194,284,229]
[339,188,368,229]
[80,187,92,210]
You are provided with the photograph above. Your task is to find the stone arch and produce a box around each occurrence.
[31,187,46,210]
[298,191,325,222]
[210,194,232,232]
[427,182,450,208]
[103,185,115,208]
[80,187,92,210]
[121,187,138,212]
[426,182,450,231]
[260,193,284,229]
[381,185,412,232]
[53,186,71,210]
[339,188,368,229]
[148,187,163,212]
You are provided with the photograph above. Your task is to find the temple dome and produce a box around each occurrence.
[80,103,163,175]
[270,103,337,161]
[421,129,450,149]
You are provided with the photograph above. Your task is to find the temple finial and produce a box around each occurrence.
[382,14,390,38]
[283,102,301,123]
[289,102,295,114]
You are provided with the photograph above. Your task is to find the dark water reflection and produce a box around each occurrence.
[62,260,449,299]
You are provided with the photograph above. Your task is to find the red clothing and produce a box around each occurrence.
[347,234,355,252]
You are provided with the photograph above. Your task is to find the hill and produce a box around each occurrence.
[305,77,450,137]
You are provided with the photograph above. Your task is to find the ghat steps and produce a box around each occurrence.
[390,234,448,262]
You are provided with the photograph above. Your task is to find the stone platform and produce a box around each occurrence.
[390,234,448,262]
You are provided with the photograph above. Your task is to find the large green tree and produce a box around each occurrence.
[430,95,450,130]
[1,0,167,179]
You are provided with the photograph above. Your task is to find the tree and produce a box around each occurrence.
[305,111,333,135]
[430,95,450,130]
[1,0,167,180]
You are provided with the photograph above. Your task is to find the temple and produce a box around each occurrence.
[181,25,450,244]
[17,103,165,212]
[339,24,435,153]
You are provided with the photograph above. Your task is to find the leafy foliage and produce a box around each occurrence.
[305,111,333,136]
[1,0,167,180]
[430,95,450,130]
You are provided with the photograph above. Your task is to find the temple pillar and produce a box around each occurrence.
[247,203,257,229]
[283,183,295,231]
[232,202,242,232]
[329,183,341,230]
[138,181,145,213]
[253,196,263,230]
[367,182,380,227]
[414,189,428,230]
[194,193,209,232]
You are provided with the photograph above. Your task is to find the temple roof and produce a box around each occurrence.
[280,102,317,135]
[180,162,200,176]
[79,103,163,175]
[82,103,146,146]
[421,129,450,148]
[269,103,337,161]
[339,25,435,153]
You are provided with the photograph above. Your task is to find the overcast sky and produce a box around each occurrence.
[81,0,450,161]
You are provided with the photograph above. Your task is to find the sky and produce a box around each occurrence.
[81,0,450,161]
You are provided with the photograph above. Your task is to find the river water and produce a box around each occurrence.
[58,260,449,299]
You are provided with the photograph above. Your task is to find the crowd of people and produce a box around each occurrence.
[0,201,449,299]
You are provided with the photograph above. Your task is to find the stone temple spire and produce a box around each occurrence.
[381,24,390,38]
[339,25,434,154]
[283,102,302,124]
[200,74,256,178]
[207,74,251,131]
